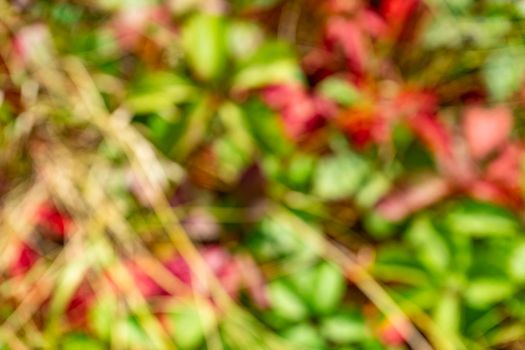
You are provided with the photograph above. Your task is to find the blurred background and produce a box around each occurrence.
[1,0,525,349]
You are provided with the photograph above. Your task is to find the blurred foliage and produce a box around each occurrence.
[2,0,525,349]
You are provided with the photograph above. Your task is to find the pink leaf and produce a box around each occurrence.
[376,176,451,221]
[263,85,335,139]
[183,209,220,242]
[126,260,166,298]
[111,6,171,50]
[164,246,242,298]
[486,143,523,185]
[11,24,52,65]
[325,17,368,74]
[238,255,269,308]
[463,105,513,160]
[357,10,388,38]
[324,0,360,13]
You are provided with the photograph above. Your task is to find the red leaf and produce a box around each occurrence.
[467,179,514,207]
[338,109,387,148]
[66,284,94,328]
[379,0,420,31]
[9,242,38,276]
[407,113,453,162]
[396,90,437,117]
[126,260,167,298]
[463,105,513,160]
[35,202,72,238]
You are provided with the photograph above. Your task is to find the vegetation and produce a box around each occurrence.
[1,0,525,349]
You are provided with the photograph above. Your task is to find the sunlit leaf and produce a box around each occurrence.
[313,153,368,200]
[166,300,217,350]
[268,279,309,322]
[182,14,227,81]
[310,262,346,315]
[508,241,525,282]
[281,324,326,349]
[464,278,515,308]
[446,200,519,237]
[61,333,105,350]
[433,292,460,335]
[405,216,450,273]
[320,311,369,344]
[483,47,525,102]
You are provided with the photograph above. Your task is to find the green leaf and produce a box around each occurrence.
[483,47,525,102]
[269,279,309,322]
[243,98,293,156]
[320,311,369,344]
[355,173,390,209]
[61,333,105,350]
[464,278,515,308]
[114,317,154,348]
[466,17,511,48]
[126,72,194,114]
[406,216,450,273]
[423,17,463,49]
[373,245,430,285]
[310,262,346,315]
[281,324,326,349]
[433,292,460,334]
[287,153,316,190]
[288,265,318,303]
[182,14,227,81]
[465,307,505,338]
[171,96,214,160]
[233,60,301,91]
[313,153,368,200]
[364,212,397,240]
[214,137,250,183]
[231,0,282,10]
[218,102,254,152]
[248,215,309,260]
[49,259,88,319]
[360,339,387,350]
[166,300,217,350]
[444,0,473,10]
[233,41,302,90]
[317,77,360,107]
[508,241,525,282]
[227,20,263,60]
[448,233,472,275]
[89,294,118,341]
[446,200,520,238]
